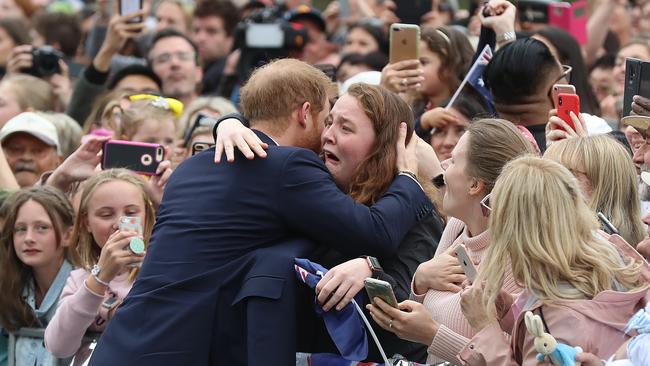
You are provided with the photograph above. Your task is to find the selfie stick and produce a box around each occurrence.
[352,299,392,366]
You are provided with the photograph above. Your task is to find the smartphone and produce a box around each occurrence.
[119,216,143,236]
[623,58,650,117]
[119,0,142,22]
[102,140,164,176]
[552,84,576,108]
[191,142,215,156]
[597,212,619,236]
[364,278,398,308]
[183,113,219,147]
[389,23,420,64]
[454,245,477,284]
[548,0,587,45]
[555,93,580,132]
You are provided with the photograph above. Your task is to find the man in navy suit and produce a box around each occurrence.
[90,58,433,366]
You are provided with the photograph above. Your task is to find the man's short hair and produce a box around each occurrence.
[148,28,200,64]
[240,59,336,130]
[193,0,240,36]
[107,64,163,90]
[33,12,82,57]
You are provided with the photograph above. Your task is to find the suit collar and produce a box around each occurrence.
[253,130,280,147]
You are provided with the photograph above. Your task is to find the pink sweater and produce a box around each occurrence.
[411,218,521,365]
[44,269,133,358]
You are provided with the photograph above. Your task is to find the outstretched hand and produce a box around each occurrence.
[46,136,109,190]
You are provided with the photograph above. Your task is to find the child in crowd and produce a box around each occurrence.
[0,187,75,366]
[44,169,155,360]
[117,98,179,159]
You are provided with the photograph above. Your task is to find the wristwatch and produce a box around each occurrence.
[361,256,384,278]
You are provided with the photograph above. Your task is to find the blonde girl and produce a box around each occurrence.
[44,169,155,359]
[460,156,647,364]
[544,135,645,245]
[118,98,178,158]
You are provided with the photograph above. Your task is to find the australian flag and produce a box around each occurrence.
[294,258,368,361]
[467,45,494,107]
[447,44,495,114]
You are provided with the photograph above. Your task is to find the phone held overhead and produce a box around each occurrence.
[389,23,420,64]
[102,140,164,176]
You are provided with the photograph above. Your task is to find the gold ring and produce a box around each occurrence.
[389,319,393,329]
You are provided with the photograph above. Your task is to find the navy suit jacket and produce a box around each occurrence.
[90,131,433,366]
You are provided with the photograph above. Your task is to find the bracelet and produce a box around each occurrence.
[92,273,110,287]
[496,31,517,45]
[399,170,418,181]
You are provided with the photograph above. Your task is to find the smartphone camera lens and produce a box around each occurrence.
[141,154,153,166]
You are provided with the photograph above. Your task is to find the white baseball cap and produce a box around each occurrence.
[0,112,61,155]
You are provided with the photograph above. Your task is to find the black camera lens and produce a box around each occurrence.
[25,46,62,78]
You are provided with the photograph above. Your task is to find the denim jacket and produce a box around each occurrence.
[6,260,72,366]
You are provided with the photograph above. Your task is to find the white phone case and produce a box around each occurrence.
[455,245,478,283]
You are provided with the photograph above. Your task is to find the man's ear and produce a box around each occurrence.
[298,101,312,129]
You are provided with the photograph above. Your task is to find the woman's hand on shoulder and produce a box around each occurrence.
[214,119,268,163]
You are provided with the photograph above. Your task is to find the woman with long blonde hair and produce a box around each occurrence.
[544,135,645,245]
[459,156,648,365]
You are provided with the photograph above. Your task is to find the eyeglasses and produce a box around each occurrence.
[554,64,573,85]
[129,94,184,118]
[548,64,573,101]
[480,194,491,217]
[150,51,195,66]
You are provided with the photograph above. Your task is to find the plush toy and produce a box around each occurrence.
[524,311,583,366]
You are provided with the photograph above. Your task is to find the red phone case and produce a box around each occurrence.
[102,140,164,176]
[556,93,580,132]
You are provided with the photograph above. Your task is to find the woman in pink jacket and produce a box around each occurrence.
[44,169,156,359]
[458,156,649,365]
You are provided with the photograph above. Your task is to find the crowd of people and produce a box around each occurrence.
[0,0,650,364]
